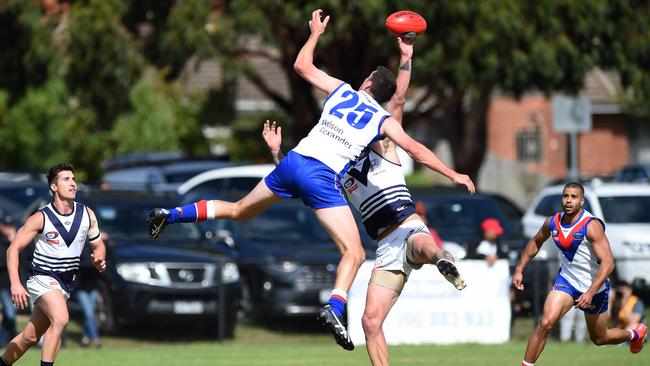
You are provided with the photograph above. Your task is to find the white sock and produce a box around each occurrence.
[522,361,534,366]
[628,328,635,341]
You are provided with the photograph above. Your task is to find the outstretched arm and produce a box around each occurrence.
[374,37,414,159]
[293,9,344,94]
[380,118,476,193]
[262,120,284,166]
[512,217,551,291]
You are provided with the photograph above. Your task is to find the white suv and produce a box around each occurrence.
[522,181,650,291]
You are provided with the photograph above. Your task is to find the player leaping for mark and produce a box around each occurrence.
[147,9,474,351]
[514,182,646,366]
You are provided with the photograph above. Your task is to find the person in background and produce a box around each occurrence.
[612,280,646,330]
[559,306,587,343]
[0,213,18,347]
[74,243,104,347]
[467,218,508,265]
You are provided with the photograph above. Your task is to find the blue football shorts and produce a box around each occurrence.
[264,151,347,209]
[552,274,610,314]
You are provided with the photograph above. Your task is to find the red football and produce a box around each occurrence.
[385,10,427,37]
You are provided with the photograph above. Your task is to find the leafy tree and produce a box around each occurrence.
[210,0,650,181]
[112,71,207,155]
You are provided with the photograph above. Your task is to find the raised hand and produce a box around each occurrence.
[309,9,330,35]
[262,120,282,153]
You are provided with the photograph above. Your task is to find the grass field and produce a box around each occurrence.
[7,316,649,366]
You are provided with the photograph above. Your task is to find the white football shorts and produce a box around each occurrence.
[26,275,70,307]
[373,219,431,276]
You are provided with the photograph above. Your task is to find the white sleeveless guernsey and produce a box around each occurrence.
[549,209,607,293]
[341,149,415,239]
[32,201,90,293]
[292,83,391,174]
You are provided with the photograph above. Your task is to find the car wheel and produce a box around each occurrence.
[96,281,118,334]
[238,276,256,324]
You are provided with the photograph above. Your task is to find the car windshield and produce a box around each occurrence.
[94,204,202,242]
[416,196,511,242]
[0,185,49,211]
[236,203,331,244]
[599,196,650,223]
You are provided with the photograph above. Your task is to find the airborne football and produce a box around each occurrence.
[385,10,427,39]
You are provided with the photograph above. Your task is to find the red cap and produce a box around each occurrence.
[481,218,504,235]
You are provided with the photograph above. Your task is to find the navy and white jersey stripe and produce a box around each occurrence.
[31,201,90,293]
[342,149,415,239]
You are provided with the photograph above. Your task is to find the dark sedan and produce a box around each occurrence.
[203,199,372,322]
[75,190,242,338]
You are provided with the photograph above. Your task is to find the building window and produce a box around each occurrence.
[516,129,542,162]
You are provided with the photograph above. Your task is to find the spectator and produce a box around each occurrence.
[559,306,587,342]
[414,201,444,249]
[467,218,508,265]
[0,213,18,347]
[74,242,104,347]
[612,280,646,330]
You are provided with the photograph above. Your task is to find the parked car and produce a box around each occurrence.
[177,164,274,202]
[74,190,242,338]
[101,151,231,192]
[614,164,650,183]
[0,180,50,224]
[522,181,650,300]
[203,198,374,322]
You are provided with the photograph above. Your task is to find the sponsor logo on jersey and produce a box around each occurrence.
[343,178,358,193]
[46,239,60,245]
[45,231,59,239]
[50,281,58,286]
[551,230,558,237]
[573,232,584,240]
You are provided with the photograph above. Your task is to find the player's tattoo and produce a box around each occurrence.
[271,151,284,166]
[399,59,411,71]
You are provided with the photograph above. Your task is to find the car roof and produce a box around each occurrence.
[177,164,275,195]
[539,181,650,197]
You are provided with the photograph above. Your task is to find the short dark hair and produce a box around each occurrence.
[563,181,584,196]
[47,163,75,187]
[369,66,396,104]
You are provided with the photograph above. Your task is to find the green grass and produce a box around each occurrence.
[6,316,649,366]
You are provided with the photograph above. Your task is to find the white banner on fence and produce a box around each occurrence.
[347,259,512,345]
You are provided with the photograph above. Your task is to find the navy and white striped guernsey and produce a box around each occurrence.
[341,149,415,239]
[31,201,91,293]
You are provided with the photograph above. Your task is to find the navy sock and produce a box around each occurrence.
[0,357,10,366]
[41,362,53,366]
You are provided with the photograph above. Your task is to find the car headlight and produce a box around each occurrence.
[266,261,299,273]
[116,262,171,286]
[221,262,240,284]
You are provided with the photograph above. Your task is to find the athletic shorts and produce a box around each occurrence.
[373,219,430,277]
[552,274,609,314]
[26,275,70,307]
[264,151,347,209]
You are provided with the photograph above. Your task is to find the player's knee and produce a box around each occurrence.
[361,312,382,336]
[50,315,69,332]
[537,317,555,333]
[589,334,607,346]
[21,331,40,346]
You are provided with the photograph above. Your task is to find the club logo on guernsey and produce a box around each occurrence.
[46,231,60,245]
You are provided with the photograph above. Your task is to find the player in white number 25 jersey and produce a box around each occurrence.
[263,36,469,364]
[147,9,475,351]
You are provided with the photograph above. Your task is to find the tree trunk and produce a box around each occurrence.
[440,90,490,185]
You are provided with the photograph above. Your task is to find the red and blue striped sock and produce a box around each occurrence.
[165,200,215,224]
[328,289,347,318]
